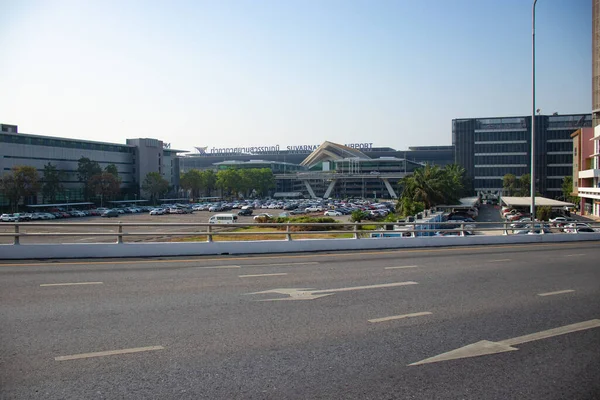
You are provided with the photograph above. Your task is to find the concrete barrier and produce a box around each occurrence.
[1,233,599,260]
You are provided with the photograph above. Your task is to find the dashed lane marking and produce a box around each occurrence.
[55,345,164,361]
[239,273,288,278]
[537,289,575,297]
[40,282,103,287]
[369,311,432,323]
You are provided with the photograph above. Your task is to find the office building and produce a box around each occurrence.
[453,114,592,197]
[0,125,183,206]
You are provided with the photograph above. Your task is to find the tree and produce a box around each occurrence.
[399,164,446,209]
[536,206,552,221]
[201,170,217,197]
[519,174,531,196]
[216,169,242,199]
[561,176,579,204]
[105,164,119,178]
[180,169,203,198]
[0,166,40,212]
[502,174,517,196]
[396,197,425,218]
[77,157,102,200]
[142,172,169,204]
[89,173,121,207]
[41,163,64,203]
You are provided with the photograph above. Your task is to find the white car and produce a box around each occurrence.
[563,223,592,233]
[324,210,342,216]
[149,208,165,215]
[1,214,19,222]
[253,213,274,221]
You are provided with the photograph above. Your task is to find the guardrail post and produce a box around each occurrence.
[286,224,292,241]
[117,222,123,244]
[503,221,509,235]
[206,225,213,242]
[13,224,20,245]
[353,223,360,239]
[460,223,465,237]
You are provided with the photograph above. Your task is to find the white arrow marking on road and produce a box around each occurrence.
[409,319,600,366]
[248,281,418,301]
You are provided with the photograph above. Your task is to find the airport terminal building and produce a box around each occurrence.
[0,124,454,205]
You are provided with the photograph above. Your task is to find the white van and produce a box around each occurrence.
[208,213,238,224]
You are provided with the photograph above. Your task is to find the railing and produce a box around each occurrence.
[1,220,598,245]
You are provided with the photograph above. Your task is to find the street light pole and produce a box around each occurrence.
[530,0,538,228]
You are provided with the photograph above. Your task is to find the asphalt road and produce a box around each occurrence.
[1,242,600,399]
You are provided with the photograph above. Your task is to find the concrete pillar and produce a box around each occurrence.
[382,178,398,199]
[323,179,337,199]
[303,180,317,199]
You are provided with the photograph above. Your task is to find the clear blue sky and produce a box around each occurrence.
[0,0,592,152]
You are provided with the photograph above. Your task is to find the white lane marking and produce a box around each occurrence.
[564,254,586,257]
[239,273,288,278]
[248,281,418,301]
[243,262,319,267]
[55,345,164,361]
[40,282,103,287]
[537,289,575,297]
[385,265,418,270]
[409,319,600,366]
[489,259,512,262]
[200,265,240,269]
[369,311,432,323]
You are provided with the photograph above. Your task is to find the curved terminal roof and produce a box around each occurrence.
[300,141,370,168]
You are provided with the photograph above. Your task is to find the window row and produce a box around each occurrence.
[474,143,528,153]
[0,134,134,153]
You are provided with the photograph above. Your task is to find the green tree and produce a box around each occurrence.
[105,164,119,178]
[41,162,64,203]
[250,168,275,198]
[200,170,217,197]
[396,197,425,218]
[519,174,531,196]
[440,164,465,204]
[0,166,40,212]
[89,172,121,207]
[502,174,517,196]
[180,169,203,198]
[536,206,552,221]
[77,157,102,200]
[399,164,446,209]
[216,169,242,199]
[561,176,579,204]
[142,172,169,204]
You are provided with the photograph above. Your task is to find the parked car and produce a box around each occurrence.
[324,210,342,216]
[149,208,165,215]
[565,227,598,233]
[101,209,119,218]
[563,223,593,233]
[253,213,274,221]
[237,208,253,216]
[1,214,19,222]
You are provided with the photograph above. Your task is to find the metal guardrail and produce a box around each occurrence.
[2,221,597,245]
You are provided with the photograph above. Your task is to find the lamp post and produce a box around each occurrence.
[530,0,538,229]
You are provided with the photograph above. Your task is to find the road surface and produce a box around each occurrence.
[1,242,599,399]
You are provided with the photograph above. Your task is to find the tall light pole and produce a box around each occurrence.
[530,0,538,228]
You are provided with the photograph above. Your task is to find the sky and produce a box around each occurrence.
[0,0,592,153]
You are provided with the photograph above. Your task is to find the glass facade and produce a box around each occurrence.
[453,114,592,197]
